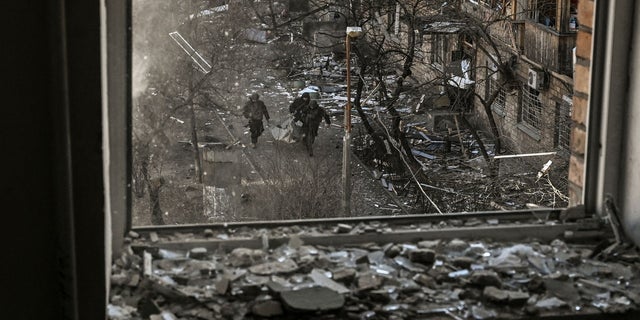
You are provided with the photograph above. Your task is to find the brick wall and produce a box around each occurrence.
[462,0,577,157]
[470,50,574,155]
[568,0,593,206]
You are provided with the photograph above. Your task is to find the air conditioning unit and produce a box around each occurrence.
[527,68,545,90]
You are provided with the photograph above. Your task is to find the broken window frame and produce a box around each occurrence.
[38,0,630,317]
[582,0,639,233]
[102,0,636,248]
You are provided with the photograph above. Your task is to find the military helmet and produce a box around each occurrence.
[250,93,259,100]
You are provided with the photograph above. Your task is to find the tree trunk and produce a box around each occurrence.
[476,76,506,154]
[133,160,148,198]
[459,114,496,176]
[353,61,407,173]
[133,143,150,198]
[149,177,165,225]
[190,104,203,183]
[387,11,419,165]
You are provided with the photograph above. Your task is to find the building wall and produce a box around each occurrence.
[471,47,574,154]
[568,0,593,206]
[522,20,576,76]
[461,0,589,205]
[415,32,462,85]
[374,1,586,195]
[456,1,575,155]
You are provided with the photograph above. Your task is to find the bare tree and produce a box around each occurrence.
[132,0,334,223]
[131,0,236,224]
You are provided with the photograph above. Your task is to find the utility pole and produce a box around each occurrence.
[342,27,363,215]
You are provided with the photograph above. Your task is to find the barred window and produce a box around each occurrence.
[521,87,543,129]
[430,35,438,64]
[555,97,573,152]
[486,59,505,114]
[489,77,506,113]
[431,34,446,65]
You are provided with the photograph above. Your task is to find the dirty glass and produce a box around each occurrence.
[131,0,571,226]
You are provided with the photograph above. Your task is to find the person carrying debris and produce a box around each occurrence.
[302,100,331,157]
[243,93,270,148]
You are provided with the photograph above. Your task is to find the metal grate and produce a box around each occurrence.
[521,87,543,129]
[489,77,506,112]
[555,97,573,152]
[431,34,442,65]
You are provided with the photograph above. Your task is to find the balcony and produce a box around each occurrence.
[522,20,576,76]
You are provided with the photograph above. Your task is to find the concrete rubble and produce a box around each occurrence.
[110,222,640,319]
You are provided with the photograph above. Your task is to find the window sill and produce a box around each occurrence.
[517,123,541,141]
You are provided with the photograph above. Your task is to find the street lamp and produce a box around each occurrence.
[342,26,363,215]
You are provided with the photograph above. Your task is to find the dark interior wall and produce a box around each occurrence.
[65,0,106,318]
[4,0,105,319]
[4,1,63,319]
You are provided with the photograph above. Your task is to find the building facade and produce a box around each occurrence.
[465,0,577,156]
[424,0,576,156]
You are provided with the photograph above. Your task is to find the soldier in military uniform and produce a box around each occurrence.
[242,93,270,148]
[288,92,311,122]
[302,100,331,156]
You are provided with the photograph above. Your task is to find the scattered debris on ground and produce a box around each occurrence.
[110,219,639,319]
